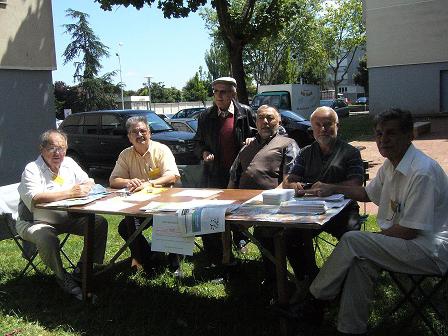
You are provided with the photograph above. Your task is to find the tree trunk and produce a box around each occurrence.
[228,40,249,105]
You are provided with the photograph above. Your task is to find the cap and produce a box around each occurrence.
[212,76,237,87]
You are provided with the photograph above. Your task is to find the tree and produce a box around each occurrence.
[62,9,118,112]
[95,0,292,104]
[319,0,366,94]
[353,54,368,94]
[182,70,209,103]
[62,9,110,82]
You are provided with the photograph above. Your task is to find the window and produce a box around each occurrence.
[61,115,83,134]
[101,114,121,135]
[83,114,99,135]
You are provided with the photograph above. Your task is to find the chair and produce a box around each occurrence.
[375,270,448,336]
[0,183,75,277]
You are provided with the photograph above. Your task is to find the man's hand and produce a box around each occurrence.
[202,151,214,162]
[70,183,92,198]
[244,137,255,146]
[306,182,335,197]
[126,178,145,192]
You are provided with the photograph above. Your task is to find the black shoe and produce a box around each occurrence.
[273,296,325,326]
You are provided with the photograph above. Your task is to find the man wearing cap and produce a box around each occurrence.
[194,76,256,265]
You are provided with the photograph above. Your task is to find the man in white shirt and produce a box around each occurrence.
[295,109,448,335]
[17,130,108,300]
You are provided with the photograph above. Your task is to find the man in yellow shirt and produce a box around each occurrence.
[109,116,181,276]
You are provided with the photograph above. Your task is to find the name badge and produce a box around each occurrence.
[53,175,64,186]
[147,167,161,179]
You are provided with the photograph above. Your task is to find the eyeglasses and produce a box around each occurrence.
[130,128,149,135]
[45,146,67,154]
[213,89,231,95]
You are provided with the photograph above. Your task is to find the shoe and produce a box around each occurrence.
[57,272,82,300]
[237,239,248,254]
[273,296,325,326]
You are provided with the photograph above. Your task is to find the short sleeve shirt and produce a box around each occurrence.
[110,140,180,182]
[365,144,448,271]
[288,138,364,184]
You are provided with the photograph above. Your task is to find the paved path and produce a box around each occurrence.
[350,116,448,214]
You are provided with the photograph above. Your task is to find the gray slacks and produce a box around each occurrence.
[18,214,108,280]
[310,231,443,334]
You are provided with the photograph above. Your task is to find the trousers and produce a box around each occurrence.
[19,213,108,280]
[310,231,443,334]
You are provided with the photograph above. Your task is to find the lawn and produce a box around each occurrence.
[1,116,446,336]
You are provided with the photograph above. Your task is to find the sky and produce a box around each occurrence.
[51,1,212,91]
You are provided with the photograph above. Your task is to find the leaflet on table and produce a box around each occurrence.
[42,193,107,207]
[177,207,227,237]
[140,199,236,212]
[151,214,195,255]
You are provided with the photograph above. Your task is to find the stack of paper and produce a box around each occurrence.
[278,200,327,215]
[262,189,295,205]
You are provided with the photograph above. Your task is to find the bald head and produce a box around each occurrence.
[310,106,339,124]
[310,106,339,149]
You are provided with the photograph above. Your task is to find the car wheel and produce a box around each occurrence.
[67,151,89,172]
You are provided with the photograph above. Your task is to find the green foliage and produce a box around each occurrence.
[319,0,366,92]
[354,54,369,94]
[62,9,110,82]
[182,68,210,102]
[338,114,374,142]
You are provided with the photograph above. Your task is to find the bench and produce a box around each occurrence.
[413,121,431,138]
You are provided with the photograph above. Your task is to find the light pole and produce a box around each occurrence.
[116,52,124,109]
[144,76,152,110]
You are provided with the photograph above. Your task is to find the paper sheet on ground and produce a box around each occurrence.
[177,207,227,236]
[171,189,222,198]
[151,214,195,255]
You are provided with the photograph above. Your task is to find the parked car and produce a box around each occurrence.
[355,96,369,104]
[59,109,199,170]
[171,107,205,119]
[168,118,198,133]
[319,99,350,118]
[279,109,314,148]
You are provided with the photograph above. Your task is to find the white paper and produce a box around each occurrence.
[151,214,195,255]
[82,197,137,211]
[177,207,227,236]
[141,199,235,212]
[171,189,223,198]
[42,193,106,207]
[122,192,160,202]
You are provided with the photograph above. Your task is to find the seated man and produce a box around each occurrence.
[228,105,299,290]
[109,116,182,276]
[301,109,448,335]
[17,130,108,300]
[282,106,363,283]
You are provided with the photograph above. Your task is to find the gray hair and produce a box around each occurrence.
[257,104,280,118]
[40,129,67,148]
[310,106,339,124]
[126,116,148,133]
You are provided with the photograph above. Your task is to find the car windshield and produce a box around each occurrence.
[319,100,333,107]
[280,110,307,121]
[130,112,174,132]
[186,120,198,131]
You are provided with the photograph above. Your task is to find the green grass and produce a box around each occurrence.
[2,215,447,335]
[338,114,374,142]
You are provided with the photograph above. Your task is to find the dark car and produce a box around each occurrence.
[59,109,199,170]
[279,109,313,148]
[319,99,350,118]
[171,107,206,119]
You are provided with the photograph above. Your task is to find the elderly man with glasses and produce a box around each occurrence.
[17,129,108,300]
[109,116,182,276]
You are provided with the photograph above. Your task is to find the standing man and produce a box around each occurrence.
[301,109,448,335]
[194,76,256,264]
[228,105,299,292]
[282,106,363,283]
[109,116,182,276]
[17,130,108,300]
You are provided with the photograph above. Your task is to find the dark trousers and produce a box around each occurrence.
[256,202,360,282]
[118,216,180,270]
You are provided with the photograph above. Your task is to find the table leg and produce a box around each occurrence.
[82,213,95,302]
[273,231,289,336]
[222,223,232,265]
